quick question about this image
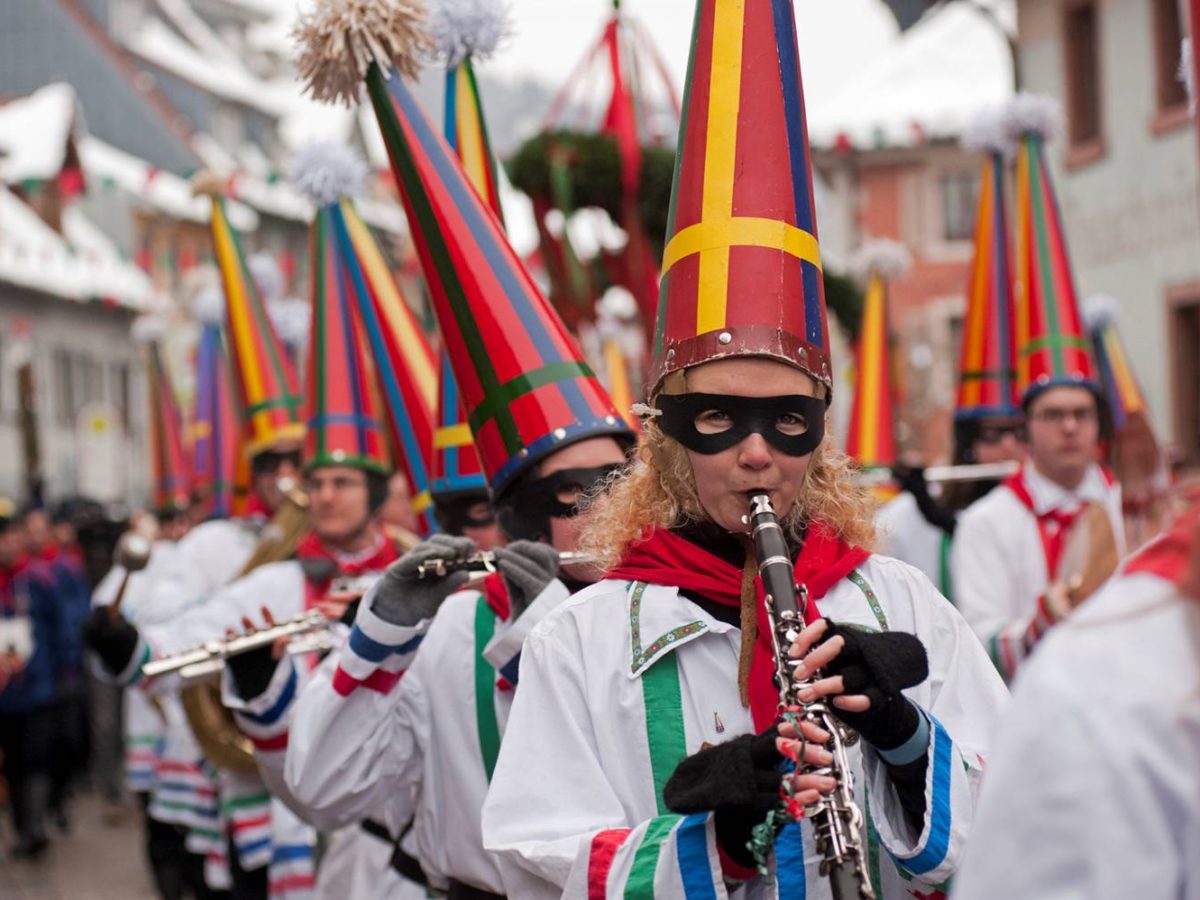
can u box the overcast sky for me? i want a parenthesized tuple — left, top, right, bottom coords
(480, 0, 899, 108)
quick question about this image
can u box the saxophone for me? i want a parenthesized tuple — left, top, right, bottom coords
(747, 493, 874, 900)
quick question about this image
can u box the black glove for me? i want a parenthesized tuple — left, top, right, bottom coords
(819, 620, 929, 752)
(225, 644, 281, 701)
(367, 534, 477, 627)
(492, 541, 560, 620)
(82, 607, 140, 676)
(663, 729, 783, 869)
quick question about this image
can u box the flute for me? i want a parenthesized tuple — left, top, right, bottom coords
(414, 550, 596, 579)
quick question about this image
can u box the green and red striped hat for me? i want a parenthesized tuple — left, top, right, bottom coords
(294, 2, 633, 501)
(1006, 95, 1099, 405)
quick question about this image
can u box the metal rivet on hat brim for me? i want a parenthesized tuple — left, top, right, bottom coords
(553, 428, 567, 440)
(718, 332, 732, 345)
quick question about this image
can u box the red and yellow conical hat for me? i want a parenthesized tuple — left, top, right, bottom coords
(956, 113, 1019, 422)
(144, 339, 191, 516)
(303, 202, 391, 475)
(654, 0, 830, 396)
(845, 244, 906, 473)
(294, 5, 633, 500)
(1007, 96, 1098, 403)
(1085, 296, 1149, 431)
(191, 292, 243, 520)
(202, 184, 304, 454)
(290, 144, 438, 525)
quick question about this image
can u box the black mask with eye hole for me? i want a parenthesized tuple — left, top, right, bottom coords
(655, 392, 826, 457)
(433, 490, 496, 537)
(497, 463, 624, 542)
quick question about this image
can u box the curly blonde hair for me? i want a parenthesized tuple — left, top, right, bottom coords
(579, 416, 879, 571)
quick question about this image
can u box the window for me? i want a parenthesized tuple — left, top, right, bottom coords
(1169, 293, 1200, 466)
(1151, 0, 1189, 123)
(939, 170, 979, 243)
(1064, 1, 1103, 157)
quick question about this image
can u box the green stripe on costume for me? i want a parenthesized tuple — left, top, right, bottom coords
(624, 814, 683, 900)
(220, 793, 271, 812)
(474, 596, 502, 781)
(641, 652, 687, 816)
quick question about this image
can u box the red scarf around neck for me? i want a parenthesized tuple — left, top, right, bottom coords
(295, 531, 402, 586)
(609, 522, 870, 729)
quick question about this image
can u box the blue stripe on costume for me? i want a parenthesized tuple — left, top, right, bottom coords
(348, 624, 423, 664)
(498, 652, 521, 687)
(892, 714, 953, 875)
(240, 665, 297, 726)
(674, 813, 717, 900)
(775, 821, 806, 899)
(271, 844, 313, 864)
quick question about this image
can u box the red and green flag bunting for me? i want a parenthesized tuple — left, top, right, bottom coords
(1013, 132, 1097, 402)
(846, 274, 898, 474)
(191, 323, 242, 520)
(304, 203, 391, 476)
(956, 149, 1018, 421)
(146, 344, 191, 515)
(208, 195, 304, 454)
(654, 0, 831, 398)
(365, 66, 631, 499)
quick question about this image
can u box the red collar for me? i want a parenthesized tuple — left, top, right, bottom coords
(295, 531, 402, 580)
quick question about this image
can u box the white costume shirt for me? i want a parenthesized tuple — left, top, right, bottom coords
(951, 463, 1123, 680)
(877, 493, 953, 599)
(953, 569, 1200, 899)
(481, 555, 1008, 899)
(283, 577, 570, 894)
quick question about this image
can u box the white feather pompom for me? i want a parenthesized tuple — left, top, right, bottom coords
(270, 298, 311, 350)
(961, 107, 1014, 158)
(248, 253, 285, 305)
(1002, 93, 1062, 142)
(131, 315, 169, 346)
(1180, 38, 1195, 114)
(290, 142, 368, 207)
(192, 287, 226, 326)
(429, 0, 512, 66)
(1082, 294, 1121, 333)
(851, 239, 912, 282)
(293, 0, 432, 107)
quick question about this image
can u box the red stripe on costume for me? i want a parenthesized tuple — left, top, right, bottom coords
(587, 828, 632, 900)
(270, 875, 317, 894)
(250, 732, 289, 753)
(233, 814, 271, 833)
(331, 665, 404, 698)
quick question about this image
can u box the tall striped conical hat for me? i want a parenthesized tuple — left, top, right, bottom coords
(191, 290, 243, 520)
(202, 185, 304, 454)
(654, 0, 830, 398)
(294, 3, 633, 501)
(291, 143, 439, 530)
(431, 350, 487, 500)
(1084, 295, 1150, 432)
(135, 322, 191, 516)
(956, 111, 1019, 422)
(1006, 95, 1098, 404)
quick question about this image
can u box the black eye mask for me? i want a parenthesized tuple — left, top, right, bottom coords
(655, 393, 826, 457)
(518, 464, 625, 520)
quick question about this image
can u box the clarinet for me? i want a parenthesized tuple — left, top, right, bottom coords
(747, 493, 874, 900)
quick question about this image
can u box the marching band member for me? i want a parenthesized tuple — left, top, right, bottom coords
(951, 96, 1124, 682)
(480, 1, 1007, 896)
(280, 12, 634, 895)
(877, 110, 1026, 600)
(953, 493, 1200, 898)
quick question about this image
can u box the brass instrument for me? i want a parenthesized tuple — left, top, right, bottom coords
(143, 609, 336, 682)
(747, 493, 873, 899)
(180, 479, 311, 774)
(107, 531, 153, 622)
(415, 550, 596, 579)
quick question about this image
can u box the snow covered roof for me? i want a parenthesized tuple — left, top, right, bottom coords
(0, 186, 154, 310)
(0, 83, 83, 183)
(807, 1, 1015, 149)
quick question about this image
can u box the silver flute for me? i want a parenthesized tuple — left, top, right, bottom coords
(747, 493, 874, 899)
(141, 609, 335, 682)
(414, 550, 596, 579)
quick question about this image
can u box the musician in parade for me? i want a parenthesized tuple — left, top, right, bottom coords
(950, 96, 1124, 683)
(953, 491, 1200, 899)
(265, 22, 635, 894)
(476, 2, 1006, 896)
